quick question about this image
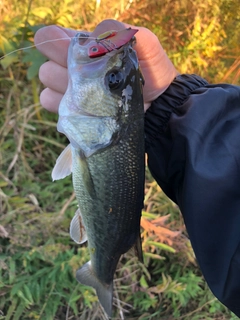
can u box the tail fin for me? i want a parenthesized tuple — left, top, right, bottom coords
(76, 261, 113, 317)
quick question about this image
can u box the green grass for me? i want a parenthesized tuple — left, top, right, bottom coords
(1, 0, 240, 319)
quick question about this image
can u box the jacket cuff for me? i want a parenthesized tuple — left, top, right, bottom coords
(145, 74, 208, 146)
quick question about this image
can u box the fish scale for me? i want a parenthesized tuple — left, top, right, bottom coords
(72, 118, 144, 285)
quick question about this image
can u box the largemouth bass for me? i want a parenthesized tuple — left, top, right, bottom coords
(52, 28, 145, 317)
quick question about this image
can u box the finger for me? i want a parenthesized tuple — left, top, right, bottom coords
(56, 26, 81, 38)
(123, 24, 158, 59)
(34, 26, 76, 67)
(40, 88, 63, 113)
(39, 61, 68, 94)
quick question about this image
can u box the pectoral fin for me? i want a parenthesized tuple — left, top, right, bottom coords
(52, 144, 72, 181)
(70, 208, 87, 244)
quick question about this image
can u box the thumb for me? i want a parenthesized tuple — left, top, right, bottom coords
(124, 24, 179, 103)
(92, 20, 178, 103)
(90, 19, 125, 37)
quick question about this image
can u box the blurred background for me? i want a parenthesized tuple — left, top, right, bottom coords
(0, 0, 239, 319)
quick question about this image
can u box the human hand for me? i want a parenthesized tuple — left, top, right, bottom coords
(34, 19, 178, 112)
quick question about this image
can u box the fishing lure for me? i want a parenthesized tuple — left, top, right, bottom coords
(87, 28, 138, 58)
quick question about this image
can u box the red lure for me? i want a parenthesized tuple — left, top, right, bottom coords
(88, 28, 138, 58)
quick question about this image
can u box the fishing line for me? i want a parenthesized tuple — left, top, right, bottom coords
(0, 28, 130, 61)
(0, 35, 97, 61)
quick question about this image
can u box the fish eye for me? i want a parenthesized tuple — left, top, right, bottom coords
(106, 70, 124, 90)
(91, 47, 98, 52)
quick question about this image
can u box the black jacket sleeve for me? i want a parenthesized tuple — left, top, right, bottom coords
(145, 74, 240, 317)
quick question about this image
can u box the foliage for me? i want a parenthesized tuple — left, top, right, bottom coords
(0, 0, 240, 319)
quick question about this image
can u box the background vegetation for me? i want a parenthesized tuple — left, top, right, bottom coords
(0, 0, 240, 319)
